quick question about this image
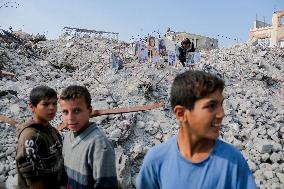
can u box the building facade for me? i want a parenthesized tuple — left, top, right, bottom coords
(165, 30, 218, 50)
(250, 11, 284, 48)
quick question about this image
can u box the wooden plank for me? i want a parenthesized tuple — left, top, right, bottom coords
(0, 102, 164, 131)
(0, 70, 16, 77)
(0, 115, 18, 126)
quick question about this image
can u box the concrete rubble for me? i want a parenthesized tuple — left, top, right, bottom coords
(0, 30, 283, 189)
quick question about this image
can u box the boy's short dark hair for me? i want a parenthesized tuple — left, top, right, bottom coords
(170, 70, 224, 110)
(60, 85, 91, 108)
(30, 86, 57, 106)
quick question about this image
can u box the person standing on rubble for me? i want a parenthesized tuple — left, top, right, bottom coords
(177, 38, 195, 67)
(136, 70, 257, 189)
(16, 86, 66, 189)
(59, 85, 118, 189)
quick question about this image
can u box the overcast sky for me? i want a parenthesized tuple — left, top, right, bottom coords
(1, 0, 283, 47)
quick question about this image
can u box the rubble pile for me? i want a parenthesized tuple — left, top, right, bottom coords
(0, 30, 283, 189)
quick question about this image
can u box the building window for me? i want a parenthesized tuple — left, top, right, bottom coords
(280, 38, 284, 48)
(280, 16, 284, 26)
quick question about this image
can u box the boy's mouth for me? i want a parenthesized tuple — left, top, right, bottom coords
(67, 123, 80, 131)
(212, 123, 221, 127)
(211, 122, 221, 133)
(48, 113, 55, 117)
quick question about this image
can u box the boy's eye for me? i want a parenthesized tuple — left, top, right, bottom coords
(74, 108, 81, 114)
(62, 110, 68, 115)
(205, 103, 217, 111)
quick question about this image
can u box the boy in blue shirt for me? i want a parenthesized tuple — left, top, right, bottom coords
(136, 70, 257, 189)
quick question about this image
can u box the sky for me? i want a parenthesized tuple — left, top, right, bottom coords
(0, 0, 283, 47)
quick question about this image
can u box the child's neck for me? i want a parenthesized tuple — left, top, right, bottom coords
(32, 116, 49, 127)
(73, 123, 90, 137)
(177, 125, 215, 163)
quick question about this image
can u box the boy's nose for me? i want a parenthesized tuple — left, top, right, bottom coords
(67, 112, 75, 121)
(216, 106, 225, 118)
(49, 104, 57, 110)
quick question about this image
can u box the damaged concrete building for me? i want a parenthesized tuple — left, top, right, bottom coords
(62, 26, 119, 41)
(165, 29, 218, 50)
(250, 11, 284, 48)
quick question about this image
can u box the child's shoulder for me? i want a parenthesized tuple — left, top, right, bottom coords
(87, 123, 106, 138)
(144, 135, 177, 162)
(216, 139, 240, 152)
(84, 123, 112, 145)
(214, 138, 246, 162)
(16, 118, 42, 139)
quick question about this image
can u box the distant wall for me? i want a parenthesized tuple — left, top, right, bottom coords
(165, 32, 218, 50)
(250, 11, 284, 47)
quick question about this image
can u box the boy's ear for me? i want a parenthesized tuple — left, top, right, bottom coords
(173, 105, 188, 122)
(88, 106, 93, 116)
(28, 102, 36, 113)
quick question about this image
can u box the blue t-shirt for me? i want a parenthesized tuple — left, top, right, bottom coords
(136, 136, 257, 189)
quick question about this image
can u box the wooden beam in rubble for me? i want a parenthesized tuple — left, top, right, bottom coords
(0, 102, 164, 131)
(0, 70, 16, 77)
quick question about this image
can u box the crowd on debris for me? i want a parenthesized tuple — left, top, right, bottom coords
(0, 29, 283, 189)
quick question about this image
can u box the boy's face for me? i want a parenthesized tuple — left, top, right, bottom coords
(180, 90, 225, 140)
(30, 97, 57, 125)
(59, 97, 92, 132)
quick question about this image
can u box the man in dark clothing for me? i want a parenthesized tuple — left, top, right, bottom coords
(178, 38, 195, 67)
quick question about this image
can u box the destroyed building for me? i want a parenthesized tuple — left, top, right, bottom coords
(250, 11, 284, 48)
(165, 29, 218, 50)
(62, 26, 119, 41)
